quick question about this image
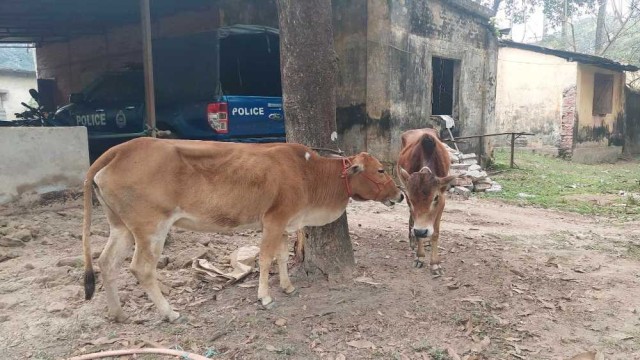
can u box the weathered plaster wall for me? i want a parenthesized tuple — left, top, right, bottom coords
(623, 87, 640, 156)
(0, 127, 89, 204)
(493, 47, 577, 149)
(0, 71, 37, 120)
(349, 0, 496, 164)
(333, 0, 368, 156)
(35, 0, 277, 107)
(572, 64, 625, 162)
(575, 64, 625, 145)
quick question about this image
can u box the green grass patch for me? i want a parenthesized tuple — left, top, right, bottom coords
(627, 243, 640, 260)
(482, 149, 640, 220)
(411, 341, 452, 360)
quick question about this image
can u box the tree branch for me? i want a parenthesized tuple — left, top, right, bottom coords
(599, 6, 638, 55)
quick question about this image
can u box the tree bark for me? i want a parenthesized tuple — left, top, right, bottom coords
(277, 0, 355, 281)
(562, 0, 570, 50)
(492, 0, 502, 13)
(595, 0, 607, 54)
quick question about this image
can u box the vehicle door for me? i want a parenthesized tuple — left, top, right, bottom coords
(70, 72, 145, 138)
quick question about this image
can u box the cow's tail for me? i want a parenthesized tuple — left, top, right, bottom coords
(82, 150, 117, 300)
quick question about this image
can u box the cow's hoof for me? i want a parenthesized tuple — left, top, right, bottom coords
(430, 264, 443, 276)
(259, 296, 275, 310)
(169, 313, 189, 324)
(283, 286, 298, 296)
(164, 311, 185, 323)
(413, 258, 425, 268)
(109, 312, 129, 323)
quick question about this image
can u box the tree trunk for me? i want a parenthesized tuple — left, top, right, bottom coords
(595, 0, 607, 54)
(562, 0, 570, 50)
(277, 0, 355, 281)
(492, 0, 502, 13)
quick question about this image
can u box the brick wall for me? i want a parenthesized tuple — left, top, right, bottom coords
(560, 85, 577, 158)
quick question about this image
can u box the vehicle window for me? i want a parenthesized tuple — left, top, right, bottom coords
(219, 33, 282, 97)
(86, 73, 144, 103)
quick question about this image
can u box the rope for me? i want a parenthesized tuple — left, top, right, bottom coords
(67, 348, 211, 360)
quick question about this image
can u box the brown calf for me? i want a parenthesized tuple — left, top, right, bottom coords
(396, 129, 456, 275)
(82, 138, 403, 322)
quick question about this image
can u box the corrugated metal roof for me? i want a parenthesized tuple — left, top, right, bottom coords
(499, 39, 639, 72)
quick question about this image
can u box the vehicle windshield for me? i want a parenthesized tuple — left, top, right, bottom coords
(85, 72, 144, 103)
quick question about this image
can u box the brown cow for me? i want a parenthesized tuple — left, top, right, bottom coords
(82, 138, 403, 322)
(396, 129, 456, 275)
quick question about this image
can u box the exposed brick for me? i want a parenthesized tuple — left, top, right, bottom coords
(560, 85, 577, 158)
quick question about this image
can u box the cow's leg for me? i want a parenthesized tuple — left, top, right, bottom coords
(408, 214, 417, 250)
(429, 212, 444, 276)
(278, 233, 296, 295)
(258, 220, 286, 308)
(414, 237, 427, 268)
(98, 225, 134, 323)
(409, 209, 426, 267)
(129, 222, 181, 322)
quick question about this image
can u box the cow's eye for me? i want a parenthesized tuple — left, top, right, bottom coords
(433, 195, 440, 204)
(378, 169, 384, 174)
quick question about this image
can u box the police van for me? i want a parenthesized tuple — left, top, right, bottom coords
(51, 25, 285, 159)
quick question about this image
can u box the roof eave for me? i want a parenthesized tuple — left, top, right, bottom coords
(448, 0, 495, 20)
(499, 39, 639, 72)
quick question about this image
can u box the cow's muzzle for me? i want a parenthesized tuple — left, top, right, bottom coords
(413, 227, 433, 238)
(382, 192, 404, 207)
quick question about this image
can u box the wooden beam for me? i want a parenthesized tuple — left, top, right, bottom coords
(448, 132, 534, 140)
(139, 0, 156, 137)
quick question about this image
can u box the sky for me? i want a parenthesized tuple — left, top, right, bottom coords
(492, 0, 634, 43)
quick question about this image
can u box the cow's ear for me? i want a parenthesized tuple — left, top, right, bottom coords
(438, 175, 457, 191)
(399, 168, 410, 183)
(348, 164, 364, 175)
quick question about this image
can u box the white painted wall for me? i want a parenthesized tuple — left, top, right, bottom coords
(0, 71, 37, 120)
(0, 127, 89, 204)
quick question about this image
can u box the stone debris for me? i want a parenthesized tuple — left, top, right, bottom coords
(452, 186, 471, 199)
(46, 301, 67, 313)
(445, 144, 501, 194)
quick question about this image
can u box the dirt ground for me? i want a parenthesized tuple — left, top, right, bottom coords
(1, 194, 640, 360)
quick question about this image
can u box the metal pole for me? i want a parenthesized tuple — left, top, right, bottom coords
(510, 133, 515, 168)
(140, 0, 156, 137)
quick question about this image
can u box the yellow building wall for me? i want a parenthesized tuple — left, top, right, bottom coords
(575, 64, 625, 144)
(494, 47, 577, 149)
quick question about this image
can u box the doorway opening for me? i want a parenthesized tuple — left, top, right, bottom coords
(431, 57, 460, 116)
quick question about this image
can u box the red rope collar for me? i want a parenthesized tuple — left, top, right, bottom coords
(341, 158, 353, 197)
(340, 158, 394, 199)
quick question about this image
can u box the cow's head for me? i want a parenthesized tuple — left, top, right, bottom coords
(345, 153, 404, 206)
(399, 167, 456, 238)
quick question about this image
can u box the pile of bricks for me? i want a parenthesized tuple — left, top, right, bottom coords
(445, 145, 501, 199)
